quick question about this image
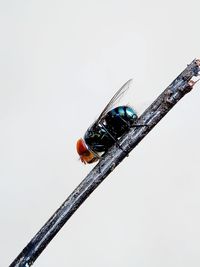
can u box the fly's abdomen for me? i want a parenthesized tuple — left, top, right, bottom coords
(84, 106, 138, 153)
(105, 106, 138, 137)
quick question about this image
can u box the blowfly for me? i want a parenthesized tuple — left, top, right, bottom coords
(76, 79, 139, 164)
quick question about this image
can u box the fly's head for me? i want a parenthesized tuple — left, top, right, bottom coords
(76, 138, 98, 164)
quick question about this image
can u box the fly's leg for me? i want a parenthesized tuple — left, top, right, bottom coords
(132, 124, 148, 127)
(100, 124, 118, 144)
(100, 124, 128, 155)
(118, 115, 148, 128)
(98, 161, 101, 173)
(118, 115, 132, 127)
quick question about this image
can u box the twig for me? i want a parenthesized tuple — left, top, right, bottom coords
(9, 59, 200, 267)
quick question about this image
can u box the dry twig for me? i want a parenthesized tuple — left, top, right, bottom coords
(9, 59, 200, 267)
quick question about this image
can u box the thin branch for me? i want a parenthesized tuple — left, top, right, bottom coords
(9, 59, 200, 267)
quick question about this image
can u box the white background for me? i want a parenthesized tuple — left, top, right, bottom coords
(0, 1, 200, 266)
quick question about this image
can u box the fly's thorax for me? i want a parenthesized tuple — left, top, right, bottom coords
(84, 121, 115, 153)
(84, 123, 102, 142)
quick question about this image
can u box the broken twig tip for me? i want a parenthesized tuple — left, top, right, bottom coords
(195, 58, 200, 66)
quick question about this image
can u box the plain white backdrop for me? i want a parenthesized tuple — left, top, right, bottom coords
(0, 1, 200, 266)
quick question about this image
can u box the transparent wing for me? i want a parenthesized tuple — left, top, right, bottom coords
(96, 79, 133, 123)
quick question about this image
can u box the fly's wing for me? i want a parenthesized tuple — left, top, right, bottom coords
(95, 79, 133, 123)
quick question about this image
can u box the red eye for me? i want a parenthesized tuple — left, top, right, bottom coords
(76, 138, 98, 164)
(76, 138, 88, 156)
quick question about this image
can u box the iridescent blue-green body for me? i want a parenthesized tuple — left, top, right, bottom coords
(84, 105, 138, 153)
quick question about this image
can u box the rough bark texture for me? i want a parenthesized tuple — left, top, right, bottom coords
(9, 59, 200, 267)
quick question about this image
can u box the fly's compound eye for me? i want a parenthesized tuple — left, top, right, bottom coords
(76, 138, 88, 156)
(76, 138, 98, 164)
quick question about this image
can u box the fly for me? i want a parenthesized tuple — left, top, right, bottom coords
(76, 79, 139, 164)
